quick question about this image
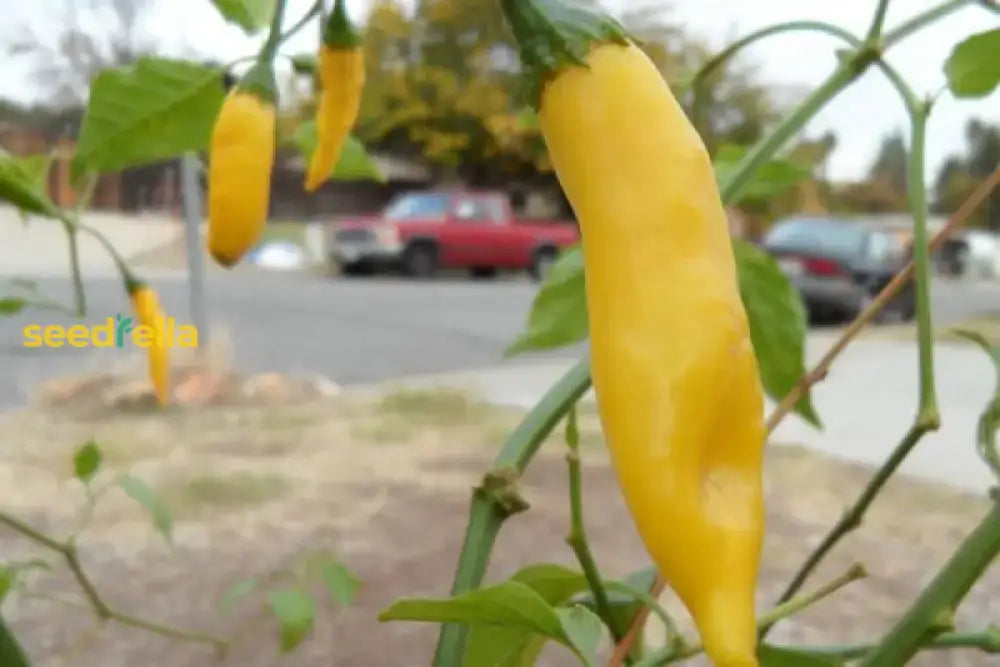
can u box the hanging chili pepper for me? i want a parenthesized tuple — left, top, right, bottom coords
(125, 275, 170, 406)
(500, 1, 767, 665)
(304, 0, 365, 192)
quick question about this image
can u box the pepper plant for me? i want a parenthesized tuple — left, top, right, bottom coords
(0, 0, 999, 665)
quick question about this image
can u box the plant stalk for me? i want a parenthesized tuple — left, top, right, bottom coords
(861, 501, 1000, 665)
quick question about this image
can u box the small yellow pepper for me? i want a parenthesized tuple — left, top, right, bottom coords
(207, 55, 278, 267)
(305, 0, 365, 192)
(501, 1, 767, 664)
(128, 281, 170, 406)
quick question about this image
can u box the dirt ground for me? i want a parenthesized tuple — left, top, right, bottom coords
(2, 386, 999, 667)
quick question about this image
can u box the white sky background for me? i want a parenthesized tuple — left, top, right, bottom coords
(0, 0, 998, 183)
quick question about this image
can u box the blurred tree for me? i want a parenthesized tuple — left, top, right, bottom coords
(351, 0, 785, 184)
(5, 0, 160, 112)
(933, 118, 1000, 229)
(867, 130, 908, 195)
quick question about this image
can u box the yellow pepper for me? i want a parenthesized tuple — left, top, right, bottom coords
(305, 0, 365, 192)
(207, 56, 277, 267)
(128, 282, 170, 406)
(501, 1, 767, 664)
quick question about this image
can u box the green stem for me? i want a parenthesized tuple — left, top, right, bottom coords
(653, 565, 865, 665)
(262, 0, 289, 59)
(563, 405, 624, 647)
(64, 223, 86, 317)
(788, 627, 1000, 661)
(884, 0, 972, 48)
(865, 0, 894, 42)
(280, 0, 322, 45)
(861, 501, 1000, 665)
(763, 422, 934, 633)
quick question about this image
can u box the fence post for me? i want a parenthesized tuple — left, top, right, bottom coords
(180, 153, 209, 349)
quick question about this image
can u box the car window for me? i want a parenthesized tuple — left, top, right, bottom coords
(384, 193, 451, 220)
(764, 219, 867, 261)
(453, 198, 492, 223)
(863, 231, 906, 262)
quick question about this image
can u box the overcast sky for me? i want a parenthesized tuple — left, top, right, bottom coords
(1, 0, 998, 183)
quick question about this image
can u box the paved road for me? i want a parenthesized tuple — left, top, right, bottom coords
(1, 271, 997, 410)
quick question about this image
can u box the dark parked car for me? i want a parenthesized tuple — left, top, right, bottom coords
(761, 216, 916, 323)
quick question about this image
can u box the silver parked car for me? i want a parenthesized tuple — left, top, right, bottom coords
(761, 216, 917, 323)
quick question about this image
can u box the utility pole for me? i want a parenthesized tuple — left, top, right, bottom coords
(180, 153, 209, 348)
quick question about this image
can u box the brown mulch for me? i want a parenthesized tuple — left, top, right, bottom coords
(1, 389, 998, 667)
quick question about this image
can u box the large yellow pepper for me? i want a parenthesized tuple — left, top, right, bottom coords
(207, 57, 277, 267)
(305, 0, 365, 192)
(128, 281, 170, 406)
(501, 1, 767, 664)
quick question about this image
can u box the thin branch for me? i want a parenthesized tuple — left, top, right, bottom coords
(788, 627, 1000, 661)
(563, 406, 625, 646)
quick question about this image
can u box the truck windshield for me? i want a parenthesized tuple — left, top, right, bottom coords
(384, 193, 451, 220)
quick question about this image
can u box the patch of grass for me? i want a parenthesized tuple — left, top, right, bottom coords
(375, 387, 493, 427)
(351, 416, 417, 444)
(164, 471, 292, 515)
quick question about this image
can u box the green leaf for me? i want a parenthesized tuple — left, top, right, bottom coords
(758, 644, 843, 666)
(0, 149, 60, 218)
(320, 561, 360, 607)
(291, 120, 385, 183)
(72, 57, 226, 177)
(117, 474, 173, 544)
(463, 565, 590, 667)
(290, 53, 317, 76)
(555, 605, 604, 667)
(267, 589, 316, 653)
(0, 568, 14, 604)
(72, 440, 102, 485)
(953, 329, 1000, 479)
(211, 0, 277, 34)
(714, 144, 810, 203)
(577, 566, 657, 661)
(734, 238, 821, 428)
(0, 297, 27, 316)
(0, 614, 30, 667)
(218, 578, 258, 615)
(505, 245, 587, 356)
(944, 28, 1000, 98)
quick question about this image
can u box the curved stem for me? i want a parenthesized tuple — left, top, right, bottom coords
(865, 0, 894, 43)
(884, 0, 973, 48)
(280, 0, 322, 46)
(789, 628, 1000, 661)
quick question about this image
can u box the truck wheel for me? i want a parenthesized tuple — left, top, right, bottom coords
(530, 248, 557, 282)
(470, 266, 498, 280)
(403, 243, 438, 278)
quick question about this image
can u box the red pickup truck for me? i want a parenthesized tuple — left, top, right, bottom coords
(327, 190, 580, 280)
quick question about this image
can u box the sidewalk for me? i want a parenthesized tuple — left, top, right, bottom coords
(1, 206, 183, 279)
(363, 335, 999, 496)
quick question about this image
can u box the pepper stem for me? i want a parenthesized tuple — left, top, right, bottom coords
(324, 0, 362, 48)
(498, 0, 629, 108)
(236, 0, 287, 103)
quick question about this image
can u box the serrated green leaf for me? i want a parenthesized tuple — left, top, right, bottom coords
(714, 144, 810, 203)
(758, 644, 843, 666)
(291, 120, 385, 183)
(505, 245, 587, 356)
(734, 238, 821, 428)
(73, 440, 102, 484)
(218, 578, 258, 615)
(267, 589, 316, 653)
(211, 0, 277, 34)
(117, 474, 173, 544)
(463, 565, 590, 667)
(320, 561, 359, 607)
(555, 605, 603, 667)
(72, 57, 226, 177)
(0, 149, 60, 218)
(944, 28, 1000, 98)
(0, 297, 28, 316)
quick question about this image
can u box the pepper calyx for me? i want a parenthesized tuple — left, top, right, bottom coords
(323, 0, 362, 48)
(499, 0, 630, 109)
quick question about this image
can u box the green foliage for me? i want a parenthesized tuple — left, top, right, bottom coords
(380, 578, 604, 666)
(758, 645, 843, 666)
(953, 329, 1000, 482)
(116, 474, 174, 545)
(267, 589, 316, 652)
(944, 28, 1000, 98)
(72, 58, 227, 177)
(291, 120, 386, 183)
(0, 149, 60, 219)
(714, 144, 811, 203)
(319, 561, 360, 607)
(72, 440, 102, 485)
(211, 0, 278, 34)
(504, 246, 586, 356)
(0, 297, 28, 316)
